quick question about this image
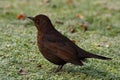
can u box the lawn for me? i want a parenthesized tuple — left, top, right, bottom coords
(0, 0, 120, 80)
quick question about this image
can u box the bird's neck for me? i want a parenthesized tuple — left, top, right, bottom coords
(37, 24, 55, 34)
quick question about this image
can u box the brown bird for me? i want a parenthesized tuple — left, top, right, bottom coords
(27, 14, 111, 72)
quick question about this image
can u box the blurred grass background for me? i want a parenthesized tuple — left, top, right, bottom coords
(0, 0, 120, 80)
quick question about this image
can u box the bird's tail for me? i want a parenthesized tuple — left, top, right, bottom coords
(86, 52, 112, 60)
(78, 49, 112, 60)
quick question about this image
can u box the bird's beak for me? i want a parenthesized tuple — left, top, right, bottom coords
(27, 16, 34, 21)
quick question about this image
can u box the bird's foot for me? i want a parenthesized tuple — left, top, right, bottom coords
(54, 65, 63, 73)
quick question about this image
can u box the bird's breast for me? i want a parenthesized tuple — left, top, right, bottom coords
(37, 34, 44, 49)
(37, 34, 66, 65)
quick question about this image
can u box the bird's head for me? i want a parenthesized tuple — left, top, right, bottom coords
(27, 14, 54, 33)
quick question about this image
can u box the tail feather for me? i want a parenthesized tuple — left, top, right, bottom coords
(77, 47, 112, 60)
(78, 50, 112, 60)
(85, 52, 112, 60)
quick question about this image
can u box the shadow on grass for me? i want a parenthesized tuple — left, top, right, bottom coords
(54, 64, 119, 80)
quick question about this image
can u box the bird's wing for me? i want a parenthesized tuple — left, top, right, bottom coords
(43, 33, 83, 65)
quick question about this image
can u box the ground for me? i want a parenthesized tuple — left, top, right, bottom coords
(0, 0, 120, 80)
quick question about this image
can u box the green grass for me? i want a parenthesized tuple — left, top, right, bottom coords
(0, 0, 120, 80)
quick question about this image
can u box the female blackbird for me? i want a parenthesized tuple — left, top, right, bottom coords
(27, 14, 111, 72)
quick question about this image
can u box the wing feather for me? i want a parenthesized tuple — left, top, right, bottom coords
(43, 33, 83, 65)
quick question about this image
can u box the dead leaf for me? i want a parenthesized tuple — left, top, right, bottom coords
(68, 25, 76, 33)
(71, 39, 76, 43)
(76, 13, 84, 19)
(43, 0, 51, 4)
(66, 0, 73, 5)
(106, 26, 111, 30)
(80, 23, 89, 32)
(55, 20, 64, 25)
(19, 69, 27, 75)
(16, 13, 26, 20)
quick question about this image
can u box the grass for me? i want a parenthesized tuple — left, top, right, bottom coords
(0, 0, 120, 80)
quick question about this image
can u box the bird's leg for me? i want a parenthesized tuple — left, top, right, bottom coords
(54, 65, 63, 72)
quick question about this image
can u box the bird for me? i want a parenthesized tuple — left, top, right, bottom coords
(27, 14, 111, 72)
